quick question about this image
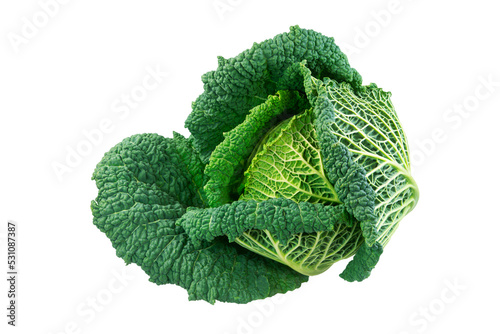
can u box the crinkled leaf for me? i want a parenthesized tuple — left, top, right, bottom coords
(204, 90, 309, 207)
(91, 133, 307, 304)
(179, 198, 363, 276)
(239, 107, 341, 206)
(179, 198, 354, 245)
(186, 25, 362, 161)
(301, 70, 379, 246)
(323, 79, 419, 246)
(339, 242, 383, 282)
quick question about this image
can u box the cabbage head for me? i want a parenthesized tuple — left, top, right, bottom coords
(91, 26, 419, 304)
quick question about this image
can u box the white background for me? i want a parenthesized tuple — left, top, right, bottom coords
(1, 0, 499, 333)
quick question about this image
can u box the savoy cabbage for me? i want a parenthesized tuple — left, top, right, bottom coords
(91, 26, 418, 304)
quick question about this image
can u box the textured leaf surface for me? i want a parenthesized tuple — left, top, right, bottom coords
(91, 133, 307, 304)
(186, 25, 362, 161)
(240, 108, 341, 205)
(339, 242, 383, 282)
(228, 65, 379, 278)
(298, 67, 379, 247)
(179, 198, 363, 276)
(204, 90, 309, 207)
(323, 80, 419, 246)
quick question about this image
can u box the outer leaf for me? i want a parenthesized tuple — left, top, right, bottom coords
(323, 80, 419, 246)
(178, 198, 363, 276)
(91, 133, 307, 304)
(299, 65, 379, 246)
(186, 25, 362, 161)
(339, 242, 383, 282)
(179, 198, 354, 245)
